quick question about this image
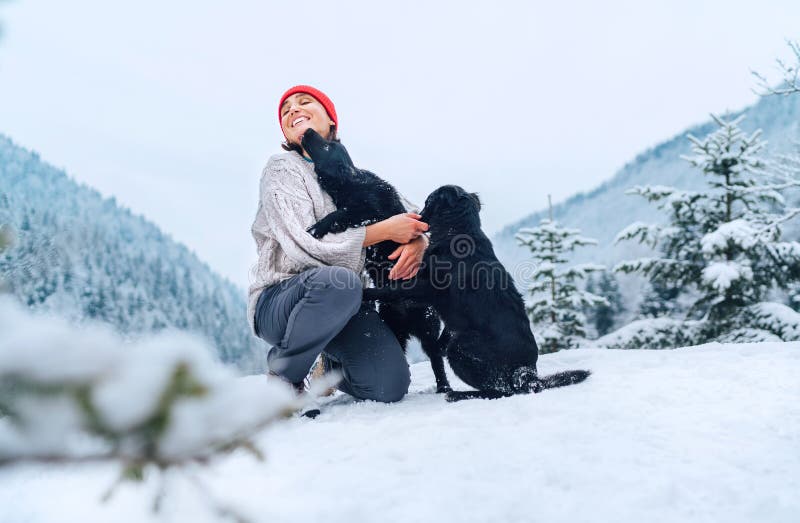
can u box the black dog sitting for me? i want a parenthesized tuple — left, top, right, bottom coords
(299, 128, 451, 393)
(363, 185, 590, 402)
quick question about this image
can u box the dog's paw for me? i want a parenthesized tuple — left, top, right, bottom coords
(445, 391, 467, 402)
(436, 384, 453, 394)
(306, 224, 326, 239)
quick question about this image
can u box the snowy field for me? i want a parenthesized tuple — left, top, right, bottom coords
(1, 342, 798, 523)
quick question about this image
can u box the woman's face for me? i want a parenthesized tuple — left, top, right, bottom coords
(280, 93, 335, 146)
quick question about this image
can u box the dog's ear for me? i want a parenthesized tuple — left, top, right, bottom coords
(469, 192, 482, 211)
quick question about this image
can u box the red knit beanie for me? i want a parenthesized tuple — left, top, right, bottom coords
(278, 85, 338, 139)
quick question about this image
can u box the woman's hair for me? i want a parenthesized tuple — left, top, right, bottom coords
(281, 125, 339, 153)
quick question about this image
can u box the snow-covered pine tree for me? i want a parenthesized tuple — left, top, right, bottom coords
(615, 114, 800, 342)
(587, 271, 625, 336)
(637, 280, 682, 319)
(769, 143, 800, 311)
(0, 225, 10, 254)
(516, 218, 606, 353)
(0, 224, 11, 294)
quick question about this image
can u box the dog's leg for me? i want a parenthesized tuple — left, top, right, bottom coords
(411, 308, 451, 393)
(362, 279, 436, 303)
(428, 349, 451, 393)
(307, 208, 354, 238)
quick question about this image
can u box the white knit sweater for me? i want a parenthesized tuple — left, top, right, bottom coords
(246, 151, 418, 336)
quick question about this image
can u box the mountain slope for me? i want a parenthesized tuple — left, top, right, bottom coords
(493, 93, 800, 275)
(0, 135, 263, 372)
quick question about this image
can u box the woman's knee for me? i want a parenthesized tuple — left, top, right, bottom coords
(374, 365, 410, 403)
(345, 350, 410, 403)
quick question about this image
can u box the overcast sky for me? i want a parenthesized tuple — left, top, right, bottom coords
(1, 0, 798, 289)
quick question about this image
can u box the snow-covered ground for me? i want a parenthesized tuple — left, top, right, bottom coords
(1, 342, 798, 523)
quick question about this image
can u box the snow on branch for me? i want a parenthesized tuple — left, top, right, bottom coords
(701, 219, 758, 253)
(769, 144, 800, 179)
(0, 297, 304, 518)
(613, 221, 680, 247)
(613, 257, 685, 275)
(745, 302, 800, 341)
(592, 318, 704, 350)
(758, 207, 800, 236)
(702, 261, 753, 293)
(625, 185, 683, 202)
(752, 39, 800, 96)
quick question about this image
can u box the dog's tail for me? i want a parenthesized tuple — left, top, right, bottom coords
(444, 369, 591, 402)
(534, 369, 591, 391)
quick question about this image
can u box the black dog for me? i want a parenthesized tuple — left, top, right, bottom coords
(363, 185, 590, 402)
(299, 128, 451, 393)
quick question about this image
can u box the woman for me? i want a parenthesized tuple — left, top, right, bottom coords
(247, 85, 429, 402)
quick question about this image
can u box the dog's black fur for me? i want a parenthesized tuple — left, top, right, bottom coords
(299, 129, 451, 393)
(363, 185, 590, 402)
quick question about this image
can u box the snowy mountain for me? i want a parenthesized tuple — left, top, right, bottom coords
(1, 342, 797, 522)
(492, 93, 800, 283)
(0, 135, 263, 372)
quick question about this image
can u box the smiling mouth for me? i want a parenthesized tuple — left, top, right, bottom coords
(292, 116, 309, 127)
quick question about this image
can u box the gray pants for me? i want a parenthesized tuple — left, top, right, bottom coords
(254, 266, 410, 403)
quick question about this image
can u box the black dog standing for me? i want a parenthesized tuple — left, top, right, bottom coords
(300, 128, 451, 393)
(364, 185, 591, 402)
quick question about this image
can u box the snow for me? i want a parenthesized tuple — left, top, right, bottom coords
(701, 219, 759, 253)
(0, 299, 120, 384)
(1, 342, 798, 523)
(702, 261, 753, 292)
(747, 302, 800, 340)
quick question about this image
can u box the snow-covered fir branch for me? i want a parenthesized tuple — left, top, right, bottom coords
(0, 297, 304, 518)
(752, 39, 800, 96)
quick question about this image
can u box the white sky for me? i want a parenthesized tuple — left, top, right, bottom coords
(1, 0, 798, 289)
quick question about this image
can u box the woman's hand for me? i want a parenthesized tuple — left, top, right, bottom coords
(364, 213, 429, 247)
(388, 234, 429, 280)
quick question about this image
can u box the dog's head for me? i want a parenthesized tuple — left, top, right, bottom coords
(300, 128, 356, 178)
(420, 185, 482, 231)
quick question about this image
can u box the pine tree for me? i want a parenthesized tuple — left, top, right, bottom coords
(590, 271, 625, 336)
(517, 218, 606, 353)
(615, 114, 800, 341)
(637, 279, 681, 319)
(0, 224, 13, 294)
(771, 144, 800, 310)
